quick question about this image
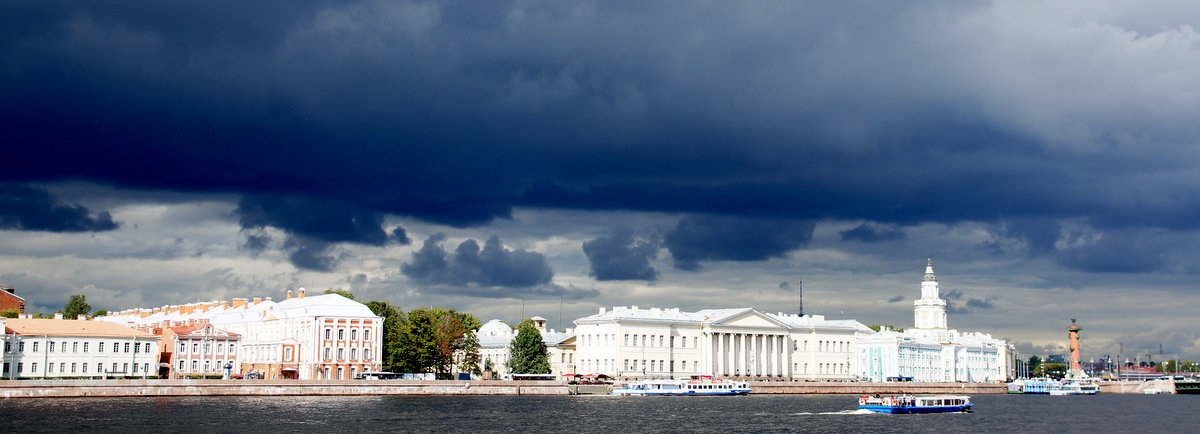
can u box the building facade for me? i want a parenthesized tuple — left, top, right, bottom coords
(1, 317, 160, 379)
(573, 306, 872, 380)
(475, 317, 576, 380)
(856, 260, 1011, 382)
(98, 288, 382, 380)
(0, 286, 25, 314)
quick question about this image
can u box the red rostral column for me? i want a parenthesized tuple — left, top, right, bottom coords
(1068, 319, 1082, 373)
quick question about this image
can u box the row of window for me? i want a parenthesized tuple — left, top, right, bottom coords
(323, 327, 371, 342)
(5, 340, 152, 354)
(322, 347, 371, 362)
(617, 334, 701, 349)
(2, 361, 152, 375)
(177, 358, 233, 373)
(177, 341, 236, 356)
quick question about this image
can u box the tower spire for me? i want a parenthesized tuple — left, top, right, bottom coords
(914, 258, 948, 330)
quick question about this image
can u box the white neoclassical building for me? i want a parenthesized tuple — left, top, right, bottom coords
(857, 259, 1011, 383)
(573, 306, 872, 381)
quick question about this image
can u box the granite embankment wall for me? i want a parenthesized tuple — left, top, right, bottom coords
(750, 381, 1007, 394)
(0, 379, 568, 398)
(1099, 379, 1175, 394)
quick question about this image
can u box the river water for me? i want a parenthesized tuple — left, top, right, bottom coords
(2, 393, 1195, 432)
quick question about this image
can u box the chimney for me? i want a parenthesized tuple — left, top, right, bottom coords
(253, 297, 262, 304)
(299, 288, 306, 298)
(54, 312, 63, 320)
(598, 307, 606, 315)
(220, 301, 229, 309)
(232, 298, 248, 309)
(287, 290, 293, 299)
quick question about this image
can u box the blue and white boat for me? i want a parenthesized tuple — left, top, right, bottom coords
(858, 394, 973, 414)
(611, 378, 751, 396)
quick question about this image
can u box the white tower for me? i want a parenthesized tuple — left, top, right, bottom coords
(913, 258, 948, 330)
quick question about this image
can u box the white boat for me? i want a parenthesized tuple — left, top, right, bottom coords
(1049, 377, 1100, 395)
(858, 394, 973, 414)
(611, 378, 751, 396)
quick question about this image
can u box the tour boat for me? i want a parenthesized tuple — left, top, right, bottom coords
(1049, 377, 1100, 395)
(611, 378, 751, 396)
(857, 395, 973, 414)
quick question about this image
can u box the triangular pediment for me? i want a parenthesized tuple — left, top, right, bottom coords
(710, 309, 790, 329)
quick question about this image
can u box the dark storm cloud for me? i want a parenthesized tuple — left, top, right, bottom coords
(5, 1, 1200, 274)
(401, 234, 557, 289)
(582, 227, 659, 281)
(886, 295, 906, 303)
(966, 297, 995, 309)
(664, 215, 815, 271)
(840, 223, 906, 243)
(235, 195, 408, 270)
(0, 184, 118, 232)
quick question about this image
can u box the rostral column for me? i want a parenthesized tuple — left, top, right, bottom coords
(1068, 319, 1082, 373)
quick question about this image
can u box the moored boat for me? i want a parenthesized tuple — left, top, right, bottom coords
(1049, 377, 1100, 395)
(611, 377, 751, 396)
(858, 394, 973, 414)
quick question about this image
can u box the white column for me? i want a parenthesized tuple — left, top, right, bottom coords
(750, 334, 757, 377)
(717, 333, 724, 377)
(740, 334, 747, 376)
(775, 335, 782, 377)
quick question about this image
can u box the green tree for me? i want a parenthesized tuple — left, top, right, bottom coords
(396, 308, 442, 374)
(366, 300, 404, 372)
(324, 289, 356, 300)
(508, 320, 549, 374)
(62, 294, 90, 319)
(0, 309, 19, 318)
(1027, 356, 1042, 372)
(867, 324, 902, 332)
(1035, 362, 1068, 378)
(92, 309, 108, 317)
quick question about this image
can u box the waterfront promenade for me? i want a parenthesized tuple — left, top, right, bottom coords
(1, 379, 1009, 398)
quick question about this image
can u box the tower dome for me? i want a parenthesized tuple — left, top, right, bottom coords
(913, 258, 948, 330)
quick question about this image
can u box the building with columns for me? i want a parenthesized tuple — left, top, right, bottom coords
(573, 306, 871, 381)
(856, 259, 1011, 382)
(98, 289, 382, 380)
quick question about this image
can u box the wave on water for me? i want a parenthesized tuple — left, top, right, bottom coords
(792, 409, 876, 415)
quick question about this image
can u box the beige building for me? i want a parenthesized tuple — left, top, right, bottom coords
(1, 317, 159, 379)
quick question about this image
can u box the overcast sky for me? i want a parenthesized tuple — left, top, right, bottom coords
(3, 1, 1199, 363)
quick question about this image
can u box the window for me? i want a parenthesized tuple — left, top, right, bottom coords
(112, 362, 117, 373)
(32, 342, 39, 352)
(324, 347, 331, 360)
(229, 343, 235, 354)
(192, 360, 198, 371)
(363, 349, 371, 361)
(72, 342, 78, 352)
(82, 342, 88, 352)
(204, 360, 210, 372)
(284, 347, 293, 361)
(146, 343, 152, 353)
(337, 348, 345, 360)
(124, 343, 130, 353)
(364, 329, 371, 341)
(351, 329, 357, 340)
(325, 328, 331, 340)
(338, 329, 345, 340)
(49, 363, 54, 373)
(682, 361, 687, 371)
(49, 341, 55, 352)
(179, 360, 185, 372)
(31, 362, 37, 373)
(123, 363, 128, 373)
(82, 363, 87, 373)
(99, 342, 104, 352)
(193, 343, 199, 353)
(680, 337, 685, 348)
(217, 343, 223, 354)
(624, 334, 629, 346)
(19, 341, 25, 352)
(134, 343, 140, 353)
(70, 363, 76, 373)
(350, 348, 357, 361)
(144, 363, 150, 374)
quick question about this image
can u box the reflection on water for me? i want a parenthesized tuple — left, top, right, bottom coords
(1, 393, 1194, 433)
